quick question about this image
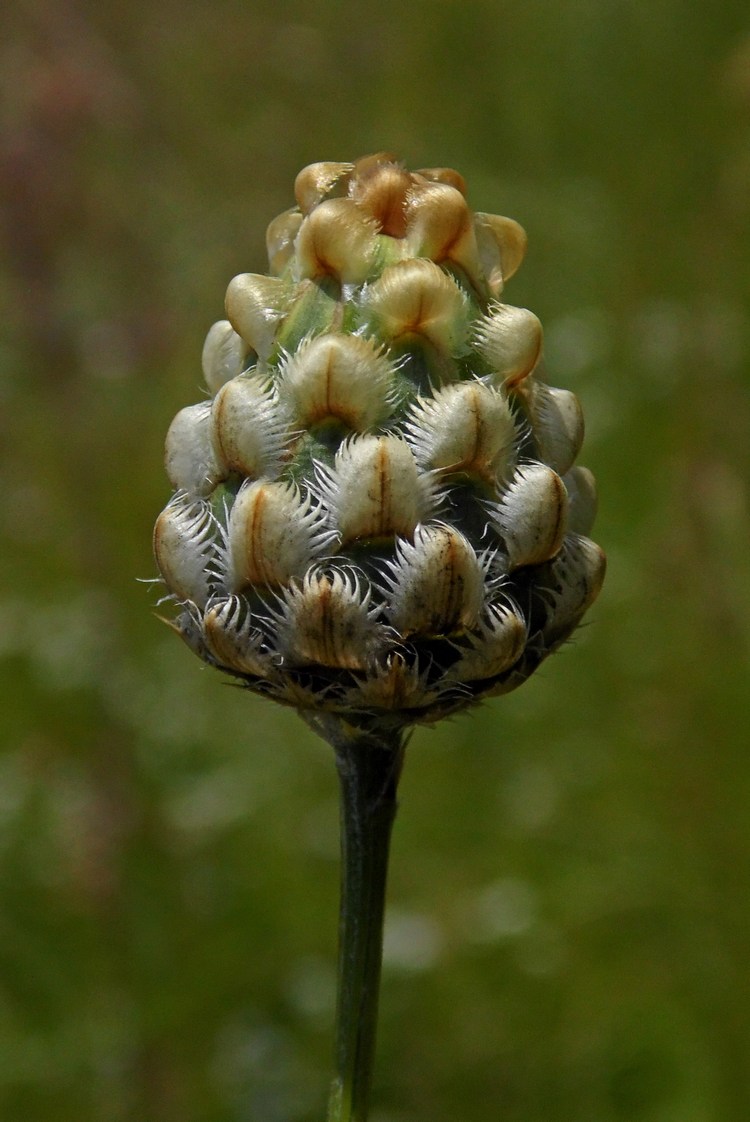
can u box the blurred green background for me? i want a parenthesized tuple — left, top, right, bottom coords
(1, 1, 749, 1119)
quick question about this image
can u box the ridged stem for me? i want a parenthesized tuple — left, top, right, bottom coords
(302, 713, 405, 1122)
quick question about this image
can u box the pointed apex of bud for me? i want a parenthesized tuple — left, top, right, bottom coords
(350, 159, 412, 238)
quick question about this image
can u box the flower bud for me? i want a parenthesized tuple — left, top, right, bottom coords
(490, 464, 568, 569)
(276, 569, 384, 670)
(345, 651, 441, 713)
(564, 466, 598, 536)
(295, 198, 378, 284)
(539, 534, 607, 646)
(405, 382, 516, 483)
(225, 273, 289, 362)
(153, 496, 217, 608)
(211, 372, 289, 479)
(404, 181, 475, 268)
(294, 161, 353, 213)
(475, 304, 543, 387)
(202, 595, 274, 678)
(164, 403, 224, 496)
(473, 213, 528, 296)
(350, 160, 412, 237)
(266, 208, 304, 276)
(384, 524, 484, 638)
(317, 435, 430, 544)
(227, 480, 333, 589)
(415, 167, 467, 195)
(153, 154, 604, 727)
(364, 258, 468, 355)
(277, 333, 395, 431)
(515, 377, 584, 475)
(202, 320, 252, 395)
(448, 603, 527, 682)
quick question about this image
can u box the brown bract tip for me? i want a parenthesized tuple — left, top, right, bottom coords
(414, 167, 467, 195)
(350, 160, 412, 238)
(294, 161, 354, 214)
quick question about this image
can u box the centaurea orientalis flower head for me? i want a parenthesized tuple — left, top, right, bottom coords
(152, 154, 606, 1122)
(154, 154, 605, 736)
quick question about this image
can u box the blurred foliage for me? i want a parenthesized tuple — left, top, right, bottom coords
(1, 0, 749, 1119)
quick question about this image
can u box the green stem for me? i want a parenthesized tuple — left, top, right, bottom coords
(305, 715, 405, 1122)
